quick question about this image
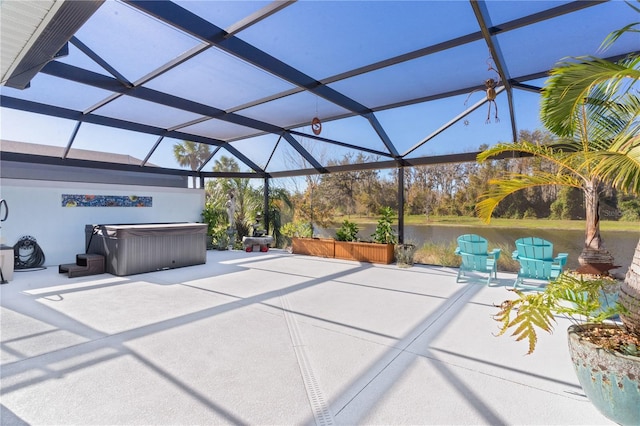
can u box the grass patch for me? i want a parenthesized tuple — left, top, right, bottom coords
(414, 241, 460, 267)
(406, 215, 640, 232)
(494, 242, 520, 272)
(414, 240, 520, 272)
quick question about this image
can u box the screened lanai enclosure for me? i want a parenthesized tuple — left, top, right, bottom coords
(1, 0, 638, 241)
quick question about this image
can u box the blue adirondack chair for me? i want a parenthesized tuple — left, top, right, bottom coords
(454, 234, 501, 285)
(512, 237, 569, 289)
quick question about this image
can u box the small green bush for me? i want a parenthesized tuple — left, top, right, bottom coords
(201, 204, 226, 236)
(371, 207, 397, 244)
(336, 220, 359, 241)
(211, 226, 230, 250)
(282, 220, 313, 238)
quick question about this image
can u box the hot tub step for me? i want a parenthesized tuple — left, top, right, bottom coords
(59, 254, 105, 278)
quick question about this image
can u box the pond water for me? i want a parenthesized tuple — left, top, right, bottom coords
(317, 223, 640, 274)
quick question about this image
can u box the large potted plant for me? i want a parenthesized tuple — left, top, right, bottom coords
(495, 270, 639, 424)
(482, 8, 640, 424)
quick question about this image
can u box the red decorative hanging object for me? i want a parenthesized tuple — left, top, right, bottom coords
(311, 117, 322, 135)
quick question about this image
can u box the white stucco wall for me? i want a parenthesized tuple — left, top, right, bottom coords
(0, 178, 205, 266)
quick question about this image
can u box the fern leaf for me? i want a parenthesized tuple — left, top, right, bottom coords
(529, 309, 556, 333)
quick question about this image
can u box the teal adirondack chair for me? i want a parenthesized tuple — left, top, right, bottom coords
(454, 234, 501, 285)
(512, 237, 568, 289)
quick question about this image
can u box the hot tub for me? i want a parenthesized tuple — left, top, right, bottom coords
(85, 223, 207, 276)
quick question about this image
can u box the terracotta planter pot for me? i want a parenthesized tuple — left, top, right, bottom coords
(334, 241, 394, 264)
(291, 237, 335, 258)
(567, 323, 640, 425)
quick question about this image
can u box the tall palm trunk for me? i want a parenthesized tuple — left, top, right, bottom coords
(583, 181, 603, 251)
(577, 180, 614, 273)
(620, 239, 640, 337)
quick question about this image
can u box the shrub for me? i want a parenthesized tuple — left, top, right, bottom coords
(201, 204, 226, 235)
(371, 207, 397, 244)
(335, 220, 359, 241)
(281, 220, 313, 238)
(211, 226, 230, 250)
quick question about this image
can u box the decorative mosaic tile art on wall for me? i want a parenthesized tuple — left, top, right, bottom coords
(62, 194, 152, 207)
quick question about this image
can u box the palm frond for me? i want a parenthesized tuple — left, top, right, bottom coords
(541, 56, 640, 137)
(599, 0, 640, 51)
(476, 172, 583, 223)
(478, 140, 588, 175)
(601, 23, 640, 51)
(580, 96, 630, 148)
(585, 148, 640, 195)
(478, 141, 566, 162)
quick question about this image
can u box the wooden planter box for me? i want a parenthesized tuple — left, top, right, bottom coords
(292, 237, 335, 258)
(334, 241, 395, 264)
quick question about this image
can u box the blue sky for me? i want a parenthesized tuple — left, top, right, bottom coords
(1, 0, 636, 179)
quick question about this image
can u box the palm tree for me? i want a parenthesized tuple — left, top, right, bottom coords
(173, 141, 212, 188)
(478, 8, 640, 333)
(477, 59, 639, 270)
(265, 186, 293, 247)
(212, 156, 240, 173)
(207, 156, 262, 239)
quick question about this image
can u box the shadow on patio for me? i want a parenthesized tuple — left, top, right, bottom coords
(1, 249, 611, 425)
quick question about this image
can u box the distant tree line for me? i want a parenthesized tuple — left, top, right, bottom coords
(292, 130, 639, 224)
(174, 130, 639, 246)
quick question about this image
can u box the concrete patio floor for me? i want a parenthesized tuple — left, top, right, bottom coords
(1, 249, 613, 425)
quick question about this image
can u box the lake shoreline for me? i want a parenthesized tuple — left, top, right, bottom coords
(317, 220, 639, 275)
(331, 215, 640, 232)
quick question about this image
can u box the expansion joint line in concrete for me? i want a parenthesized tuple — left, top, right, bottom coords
(280, 293, 335, 426)
(333, 282, 480, 417)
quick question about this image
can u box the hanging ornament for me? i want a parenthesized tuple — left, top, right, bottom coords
(311, 117, 322, 135)
(463, 56, 501, 124)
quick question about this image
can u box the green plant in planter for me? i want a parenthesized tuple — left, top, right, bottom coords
(282, 220, 313, 239)
(371, 207, 397, 244)
(494, 271, 640, 425)
(335, 220, 359, 242)
(494, 273, 623, 354)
